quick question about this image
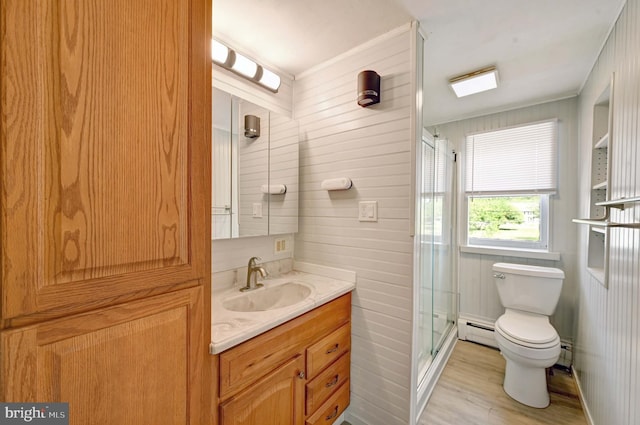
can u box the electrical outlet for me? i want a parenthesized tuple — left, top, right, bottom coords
(274, 237, 289, 253)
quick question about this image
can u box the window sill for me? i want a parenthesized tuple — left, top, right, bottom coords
(460, 245, 561, 261)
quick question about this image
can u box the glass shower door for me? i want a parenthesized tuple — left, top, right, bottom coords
(432, 139, 456, 356)
(416, 135, 457, 383)
(417, 136, 435, 377)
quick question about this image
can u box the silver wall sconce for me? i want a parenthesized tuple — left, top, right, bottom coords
(211, 39, 281, 93)
(244, 115, 260, 138)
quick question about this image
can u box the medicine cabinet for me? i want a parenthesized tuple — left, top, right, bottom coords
(212, 88, 299, 240)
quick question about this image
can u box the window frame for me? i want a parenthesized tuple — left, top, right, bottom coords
(466, 193, 550, 251)
(463, 119, 557, 252)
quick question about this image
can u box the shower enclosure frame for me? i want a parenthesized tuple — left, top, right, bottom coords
(410, 129, 459, 423)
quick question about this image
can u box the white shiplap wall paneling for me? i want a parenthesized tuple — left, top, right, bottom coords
(237, 102, 269, 237)
(269, 112, 299, 235)
(575, 1, 640, 424)
(294, 26, 414, 425)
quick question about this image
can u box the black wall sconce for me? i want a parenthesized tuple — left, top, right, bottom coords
(357, 70, 381, 107)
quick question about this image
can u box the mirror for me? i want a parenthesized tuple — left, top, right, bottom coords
(212, 88, 298, 239)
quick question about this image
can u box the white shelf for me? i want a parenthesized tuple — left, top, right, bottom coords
(592, 180, 608, 190)
(587, 267, 605, 284)
(573, 218, 640, 229)
(592, 227, 606, 234)
(594, 133, 609, 149)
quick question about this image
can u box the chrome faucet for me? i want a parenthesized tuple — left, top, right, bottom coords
(241, 256, 266, 292)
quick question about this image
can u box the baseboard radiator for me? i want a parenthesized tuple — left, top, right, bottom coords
(457, 317, 499, 349)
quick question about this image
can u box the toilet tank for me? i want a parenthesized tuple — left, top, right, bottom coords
(493, 263, 564, 316)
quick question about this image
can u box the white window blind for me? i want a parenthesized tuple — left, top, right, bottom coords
(465, 119, 558, 195)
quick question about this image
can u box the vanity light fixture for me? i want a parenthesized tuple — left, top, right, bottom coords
(449, 66, 498, 98)
(232, 52, 258, 78)
(258, 67, 281, 92)
(211, 39, 282, 93)
(211, 39, 231, 65)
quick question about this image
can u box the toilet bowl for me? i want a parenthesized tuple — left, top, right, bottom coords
(495, 310, 561, 407)
(492, 263, 564, 408)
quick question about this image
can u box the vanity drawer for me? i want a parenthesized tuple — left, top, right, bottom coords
(306, 322, 350, 378)
(219, 293, 351, 398)
(306, 351, 350, 415)
(305, 379, 350, 425)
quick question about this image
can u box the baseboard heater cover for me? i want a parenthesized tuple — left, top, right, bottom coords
(457, 317, 499, 349)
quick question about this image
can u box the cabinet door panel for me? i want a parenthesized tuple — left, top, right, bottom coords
(1, 287, 205, 425)
(220, 355, 305, 425)
(0, 0, 210, 321)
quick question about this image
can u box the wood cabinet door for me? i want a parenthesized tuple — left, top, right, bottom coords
(0, 286, 207, 425)
(219, 355, 305, 425)
(0, 0, 211, 324)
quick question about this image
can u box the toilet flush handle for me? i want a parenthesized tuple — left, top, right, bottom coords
(493, 272, 505, 279)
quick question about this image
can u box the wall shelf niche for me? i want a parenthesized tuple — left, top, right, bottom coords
(584, 74, 614, 288)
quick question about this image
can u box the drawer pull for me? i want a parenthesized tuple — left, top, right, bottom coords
(326, 344, 339, 354)
(325, 375, 339, 388)
(298, 371, 306, 379)
(325, 406, 339, 421)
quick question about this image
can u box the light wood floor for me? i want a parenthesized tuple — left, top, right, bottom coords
(419, 341, 588, 425)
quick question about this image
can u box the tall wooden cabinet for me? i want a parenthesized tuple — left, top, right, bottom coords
(0, 1, 212, 424)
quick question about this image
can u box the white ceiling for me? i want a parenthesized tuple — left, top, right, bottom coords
(213, 0, 625, 125)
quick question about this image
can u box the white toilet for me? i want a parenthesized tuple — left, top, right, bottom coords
(492, 262, 564, 408)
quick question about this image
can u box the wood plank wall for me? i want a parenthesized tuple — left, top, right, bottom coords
(575, 1, 640, 424)
(293, 25, 414, 425)
(434, 97, 579, 340)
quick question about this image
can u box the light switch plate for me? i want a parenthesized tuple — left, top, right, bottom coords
(358, 201, 378, 222)
(252, 203, 263, 218)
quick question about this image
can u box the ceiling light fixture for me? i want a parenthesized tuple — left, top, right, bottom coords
(211, 39, 281, 93)
(449, 66, 498, 98)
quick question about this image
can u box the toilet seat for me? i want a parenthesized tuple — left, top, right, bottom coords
(495, 310, 559, 349)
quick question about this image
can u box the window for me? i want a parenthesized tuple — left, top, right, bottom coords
(465, 120, 557, 250)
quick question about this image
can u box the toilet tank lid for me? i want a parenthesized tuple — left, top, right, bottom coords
(493, 263, 564, 279)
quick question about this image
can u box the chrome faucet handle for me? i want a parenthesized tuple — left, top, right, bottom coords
(248, 256, 261, 269)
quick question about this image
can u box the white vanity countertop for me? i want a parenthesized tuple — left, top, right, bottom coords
(210, 266, 355, 354)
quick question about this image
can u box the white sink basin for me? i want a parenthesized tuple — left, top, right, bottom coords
(222, 282, 312, 312)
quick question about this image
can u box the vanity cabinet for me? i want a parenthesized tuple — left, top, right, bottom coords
(215, 293, 351, 425)
(219, 355, 305, 425)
